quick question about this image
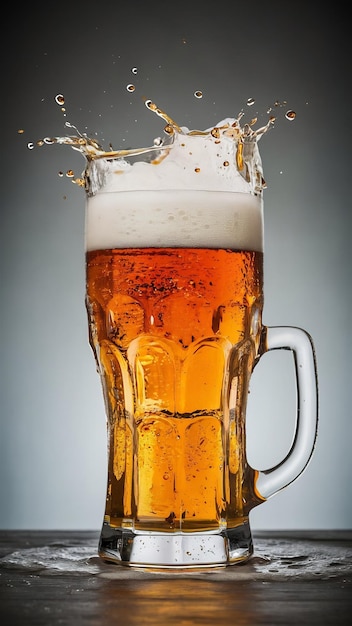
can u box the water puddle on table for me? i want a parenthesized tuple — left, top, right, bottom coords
(1, 537, 351, 581)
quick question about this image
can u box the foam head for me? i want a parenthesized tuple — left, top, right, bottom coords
(85, 114, 267, 252)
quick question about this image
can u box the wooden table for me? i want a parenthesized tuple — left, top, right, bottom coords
(1, 531, 351, 625)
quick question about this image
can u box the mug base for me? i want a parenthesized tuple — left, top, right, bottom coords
(98, 520, 253, 568)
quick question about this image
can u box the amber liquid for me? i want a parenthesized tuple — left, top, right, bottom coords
(86, 247, 265, 533)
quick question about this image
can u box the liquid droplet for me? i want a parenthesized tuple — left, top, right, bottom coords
(66, 170, 74, 178)
(164, 124, 174, 135)
(285, 110, 296, 121)
(131, 67, 137, 74)
(126, 84, 135, 92)
(55, 94, 65, 106)
(247, 98, 255, 106)
(18, 129, 24, 134)
(194, 91, 203, 99)
(27, 142, 34, 150)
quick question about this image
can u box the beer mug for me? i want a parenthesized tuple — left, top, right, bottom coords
(85, 108, 318, 568)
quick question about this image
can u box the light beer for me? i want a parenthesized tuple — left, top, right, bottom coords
(82, 106, 317, 566)
(86, 241, 265, 533)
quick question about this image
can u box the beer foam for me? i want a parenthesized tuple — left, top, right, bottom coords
(37, 103, 269, 252)
(85, 117, 266, 196)
(85, 190, 263, 251)
(85, 119, 265, 252)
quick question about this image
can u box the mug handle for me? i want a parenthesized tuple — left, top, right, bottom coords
(255, 326, 318, 499)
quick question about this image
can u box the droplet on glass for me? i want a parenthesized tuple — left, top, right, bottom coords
(66, 170, 74, 178)
(285, 110, 296, 121)
(55, 94, 65, 106)
(194, 90, 203, 99)
(18, 129, 24, 134)
(247, 98, 255, 106)
(27, 142, 34, 150)
(153, 137, 163, 146)
(223, 161, 229, 167)
(194, 167, 200, 173)
(58, 171, 64, 177)
(131, 67, 137, 74)
(126, 84, 135, 92)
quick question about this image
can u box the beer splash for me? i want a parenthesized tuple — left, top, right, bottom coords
(29, 94, 288, 194)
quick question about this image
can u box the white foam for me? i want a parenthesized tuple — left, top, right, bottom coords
(86, 190, 263, 251)
(85, 127, 264, 252)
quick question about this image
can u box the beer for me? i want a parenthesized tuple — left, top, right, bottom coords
(82, 108, 270, 562)
(86, 244, 264, 532)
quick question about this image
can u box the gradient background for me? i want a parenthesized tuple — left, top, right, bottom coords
(1, 2, 350, 531)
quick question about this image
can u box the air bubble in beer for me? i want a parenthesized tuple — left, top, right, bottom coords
(131, 67, 138, 74)
(126, 84, 135, 92)
(194, 91, 203, 99)
(247, 98, 255, 106)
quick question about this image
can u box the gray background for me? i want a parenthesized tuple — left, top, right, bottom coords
(1, 2, 350, 531)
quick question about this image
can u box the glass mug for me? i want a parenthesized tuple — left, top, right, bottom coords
(84, 111, 318, 568)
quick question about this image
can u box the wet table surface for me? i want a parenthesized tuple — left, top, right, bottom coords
(0, 530, 351, 625)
